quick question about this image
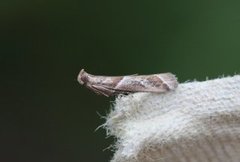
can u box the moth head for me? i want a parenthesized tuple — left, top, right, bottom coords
(77, 69, 89, 85)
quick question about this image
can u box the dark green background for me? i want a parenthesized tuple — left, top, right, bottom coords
(1, 0, 240, 161)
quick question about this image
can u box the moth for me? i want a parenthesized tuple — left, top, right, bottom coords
(77, 69, 178, 97)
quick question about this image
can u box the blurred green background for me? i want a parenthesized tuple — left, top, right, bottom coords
(1, 0, 240, 161)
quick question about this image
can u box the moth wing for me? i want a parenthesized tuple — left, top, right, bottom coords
(112, 73, 178, 93)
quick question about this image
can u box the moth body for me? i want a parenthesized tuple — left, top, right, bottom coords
(77, 69, 178, 97)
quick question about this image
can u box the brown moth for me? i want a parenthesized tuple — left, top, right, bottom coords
(77, 69, 178, 97)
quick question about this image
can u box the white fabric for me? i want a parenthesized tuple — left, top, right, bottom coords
(104, 75, 240, 162)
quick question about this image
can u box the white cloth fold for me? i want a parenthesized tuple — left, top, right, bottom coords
(105, 75, 240, 162)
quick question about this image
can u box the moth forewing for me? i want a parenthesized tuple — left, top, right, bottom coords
(77, 69, 178, 97)
(156, 73, 178, 90)
(112, 73, 178, 93)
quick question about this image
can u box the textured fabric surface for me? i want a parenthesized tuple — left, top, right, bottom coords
(105, 75, 240, 162)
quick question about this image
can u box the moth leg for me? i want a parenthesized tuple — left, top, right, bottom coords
(85, 84, 109, 97)
(91, 84, 116, 97)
